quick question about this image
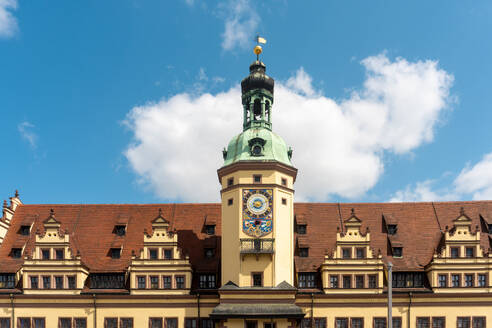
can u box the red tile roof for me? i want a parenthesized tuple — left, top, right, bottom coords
(1, 201, 491, 274)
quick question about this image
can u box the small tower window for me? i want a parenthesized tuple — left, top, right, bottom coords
(227, 177, 234, 187)
(228, 198, 233, 206)
(281, 178, 287, 186)
(282, 198, 287, 205)
(253, 99, 262, 120)
(253, 175, 262, 183)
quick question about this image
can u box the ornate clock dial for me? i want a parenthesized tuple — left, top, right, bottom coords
(242, 189, 273, 237)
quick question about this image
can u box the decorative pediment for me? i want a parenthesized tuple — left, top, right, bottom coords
(43, 209, 61, 228)
(151, 209, 170, 228)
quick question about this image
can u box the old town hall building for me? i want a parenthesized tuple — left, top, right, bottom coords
(0, 56, 491, 328)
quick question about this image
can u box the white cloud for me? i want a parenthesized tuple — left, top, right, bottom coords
(124, 54, 454, 202)
(220, 0, 259, 51)
(0, 0, 17, 38)
(390, 153, 492, 202)
(18, 121, 37, 149)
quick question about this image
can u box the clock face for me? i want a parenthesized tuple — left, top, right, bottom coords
(242, 189, 273, 237)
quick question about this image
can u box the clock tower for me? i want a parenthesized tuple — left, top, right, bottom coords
(217, 57, 297, 288)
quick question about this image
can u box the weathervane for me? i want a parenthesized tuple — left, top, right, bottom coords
(254, 35, 267, 61)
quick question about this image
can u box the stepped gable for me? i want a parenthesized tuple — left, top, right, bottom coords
(1, 201, 492, 274)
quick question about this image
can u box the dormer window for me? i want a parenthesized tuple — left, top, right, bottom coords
(297, 224, 307, 234)
(10, 248, 22, 259)
(299, 247, 309, 257)
(19, 225, 30, 235)
(451, 247, 459, 258)
(392, 247, 403, 257)
(465, 247, 474, 258)
(387, 224, 397, 235)
(114, 225, 126, 236)
(205, 225, 216, 235)
(110, 248, 121, 259)
(164, 249, 172, 259)
(342, 248, 351, 259)
(356, 248, 365, 259)
(0, 274, 15, 288)
(488, 223, 492, 233)
(55, 249, 64, 260)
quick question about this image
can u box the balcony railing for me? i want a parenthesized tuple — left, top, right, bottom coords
(240, 238, 274, 254)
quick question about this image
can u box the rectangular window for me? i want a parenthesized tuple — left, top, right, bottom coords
(90, 273, 125, 289)
(0, 318, 10, 328)
(298, 273, 316, 288)
(465, 247, 474, 258)
(18, 318, 30, 328)
(392, 272, 425, 288)
(202, 319, 214, 328)
(55, 276, 63, 289)
(11, 248, 22, 258)
(314, 318, 326, 328)
(281, 178, 287, 186)
(457, 317, 470, 328)
(335, 318, 348, 328)
(264, 323, 275, 328)
(176, 276, 185, 289)
(252, 273, 262, 287)
(432, 317, 445, 328)
(149, 318, 163, 328)
(245, 321, 257, 328)
(355, 275, 364, 288)
(166, 318, 178, 328)
(351, 318, 363, 328)
(150, 276, 159, 289)
(452, 274, 460, 287)
(120, 318, 133, 328)
(110, 248, 121, 259)
(451, 247, 459, 258)
(438, 274, 447, 287)
(59, 318, 71, 328)
(149, 249, 158, 260)
(67, 276, 76, 289)
(297, 224, 307, 234)
(253, 175, 262, 183)
(343, 275, 351, 289)
(356, 248, 365, 259)
(478, 274, 486, 287)
(104, 318, 118, 328)
(228, 198, 233, 206)
(299, 248, 309, 257)
(465, 274, 473, 287)
(392, 247, 403, 257)
(416, 317, 430, 328)
(185, 319, 197, 328)
(74, 318, 87, 328)
(30, 276, 38, 289)
(199, 274, 216, 289)
(368, 275, 377, 288)
(42, 276, 51, 289)
(205, 225, 215, 235)
(227, 177, 234, 186)
(282, 198, 287, 205)
(33, 318, 45, 328)
(393, 318, 402, 328)
(473, 317, 486, 328)
(330, 275, 338, 288)
(163, 276, 171, 289)
(164, 249, 172, 259)
(0, 274, 15, 289)
(55, 249, 64, 260)
(373, 318, 386, 328)
(342, 248, 351, 259)
(41, 249, 50, 260)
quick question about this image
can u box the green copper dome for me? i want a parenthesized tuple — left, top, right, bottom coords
(221, 60, 293, 168)
(223, 128, 292, 166)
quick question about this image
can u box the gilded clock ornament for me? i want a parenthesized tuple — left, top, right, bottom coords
(242, 189, 273, 237)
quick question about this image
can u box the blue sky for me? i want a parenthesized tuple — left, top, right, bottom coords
(1, 0, 492, 204)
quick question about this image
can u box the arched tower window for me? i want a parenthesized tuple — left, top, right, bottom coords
(253, 99, 262, 121)
(265, 101, 271, 123)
